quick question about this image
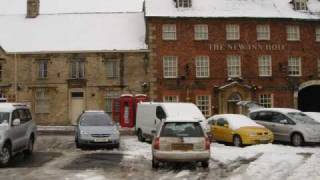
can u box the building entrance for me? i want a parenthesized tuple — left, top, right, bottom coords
(298, 85, 320, 112)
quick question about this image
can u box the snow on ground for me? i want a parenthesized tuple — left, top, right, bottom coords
(121, 136, 152, 160)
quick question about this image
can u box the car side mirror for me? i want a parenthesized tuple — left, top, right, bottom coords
(280, 119, 288, 124)
(13, 118, 21, 126)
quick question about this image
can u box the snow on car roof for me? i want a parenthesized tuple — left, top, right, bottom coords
(304, 112, 320, 123)
(211, 114, 263, 130)
(0, 103, 28, 112)
(250, 108, 301, 114)
(145, 0, 320, 20)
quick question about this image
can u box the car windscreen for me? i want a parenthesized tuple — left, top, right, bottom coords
(287, 112, 318, 124)
(0, 112, 9, 124)
(80, 113, 113, 126)
(160, 122, 204, 137)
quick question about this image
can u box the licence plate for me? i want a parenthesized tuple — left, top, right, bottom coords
(172, 143, 193, 151)
(94, 138, 110, 142)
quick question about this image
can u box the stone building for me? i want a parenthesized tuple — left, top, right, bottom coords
(145, 0, 320, 116)
(0, 0, 155, 125)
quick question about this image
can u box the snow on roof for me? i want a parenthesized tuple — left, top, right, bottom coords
(145, 0, 320, 20)
(251, 108, 301, 114)
(161, 103, 206, 121)
(211, 114, 263, 130)
(40, 0, 144, 14)
(0, 0, 27, 15)
(0, 13, 147, 53)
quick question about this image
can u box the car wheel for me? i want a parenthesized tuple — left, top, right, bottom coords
(24, 137, 34, 156)
(137, 130, 145, 142)
(75, 138, 83, 149)
(201, 160, 209, 168)
(233, 135, 243, 147)
(115, 143, 120, 149)
(291, 133, 304, 146)
(0, 143, 11, 167)
(152, 157, 159, 169)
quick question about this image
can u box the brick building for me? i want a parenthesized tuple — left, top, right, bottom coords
(145, 0, 320, 116)
(0, 0, 156, 125)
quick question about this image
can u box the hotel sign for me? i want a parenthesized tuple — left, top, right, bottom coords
(212, 43, 286, 51)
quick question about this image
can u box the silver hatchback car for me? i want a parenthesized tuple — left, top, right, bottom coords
(152, 120, 211, 168)
(249, 108, 320, 146)
(75, 111, 120, 149)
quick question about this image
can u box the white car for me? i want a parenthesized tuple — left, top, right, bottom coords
(151, 119, 210, 168)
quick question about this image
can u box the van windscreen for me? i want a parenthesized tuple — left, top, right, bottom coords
(160, 122, 204, 137)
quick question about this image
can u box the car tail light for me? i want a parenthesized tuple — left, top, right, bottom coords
(205, 137, 211, 150)
(154, 137, 160, 150)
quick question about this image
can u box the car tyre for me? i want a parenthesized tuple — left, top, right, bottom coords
(201, 160, 209, 168)
(233, 135, 243, 147)
(137, 130, 145, 142)
(0, 143, 11, 167)
(75, 138, 83, 149)
(152, 157, 159, 169)
(291, 133, 304, 146)
(24, 136, 34, 156)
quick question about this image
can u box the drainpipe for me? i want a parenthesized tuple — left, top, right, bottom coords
(14, 53, 17, 102)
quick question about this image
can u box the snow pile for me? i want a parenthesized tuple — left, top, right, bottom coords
(145, 0, 320, 19)
(211, 114, 263, 130)
(121, 136, 152, 160)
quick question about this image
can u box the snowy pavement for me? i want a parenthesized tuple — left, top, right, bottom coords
(0, 135, 320, 180)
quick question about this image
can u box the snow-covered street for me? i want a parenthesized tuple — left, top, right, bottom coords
(0, 135, 319, 180)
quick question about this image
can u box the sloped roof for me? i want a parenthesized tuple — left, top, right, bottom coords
(0, 0, 147, 53)
(145, 0, 320, 20)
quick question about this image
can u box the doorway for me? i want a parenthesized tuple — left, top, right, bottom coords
(227, 93, 242, 114)
(70, 91, 84, 124)
(298, 85, 320, 112)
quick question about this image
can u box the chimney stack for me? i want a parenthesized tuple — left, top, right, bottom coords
(27, 0, 39, 18)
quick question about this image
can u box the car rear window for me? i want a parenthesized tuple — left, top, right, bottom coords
(80, 113, 113, 126)
(160, 122, 204, 137)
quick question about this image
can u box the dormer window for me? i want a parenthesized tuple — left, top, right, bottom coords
(176, 0, 192, 8)
(293, 0, 308, 11)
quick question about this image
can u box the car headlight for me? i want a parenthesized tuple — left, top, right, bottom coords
(248, 132, 257, 137)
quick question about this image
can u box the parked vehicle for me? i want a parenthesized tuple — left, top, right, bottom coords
(249, 108, 320, 146)
(207, 114, 273, 147)
(135, 102, 206, 142)
(151, 119, 210, 168)
(75, 111, 120, 149)
(304, 112, 320, 123)
(0, 103, 37, 166)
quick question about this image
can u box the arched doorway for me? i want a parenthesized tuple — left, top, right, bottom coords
(298, 85, 320, 112)
(227, 93, 242, 114)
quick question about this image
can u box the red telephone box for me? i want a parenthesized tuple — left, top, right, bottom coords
(119, 94, 135, 128)
(134, 94, 148, 104)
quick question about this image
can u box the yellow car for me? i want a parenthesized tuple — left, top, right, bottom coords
(207, 114, 273, 147)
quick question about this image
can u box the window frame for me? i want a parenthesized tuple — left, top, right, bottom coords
(196, 95, 211, 117)
(70, 60, 85, 79)
(286, 25, 300, 41)
(0, 62, 3, 81)
(195, 56, 210, 78)
(258, 55, 272, 77)
(227, 55, 241, 78)
(177, 0, 192, 8)
(288, 56, 302, 76)
(316, 26, 320, 42)
(293, 0, 308, 10)
(38, 60, 48, 79)
(259, 94, 273, 108)
(105, 59, 120, 79)
(256, 24, 270, 40)
(194, 24, 208, 40)
(163, 56, 178, 78)
(162, 24, 177, 40)
(226, 24, 240, 40)
(35, 88, 50, 114)
(163, 95, 179, 102)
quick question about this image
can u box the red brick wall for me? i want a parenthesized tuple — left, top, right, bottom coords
(147, 17, 320, 114)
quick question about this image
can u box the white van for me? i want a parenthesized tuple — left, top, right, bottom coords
(135, 102, 206, 142)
